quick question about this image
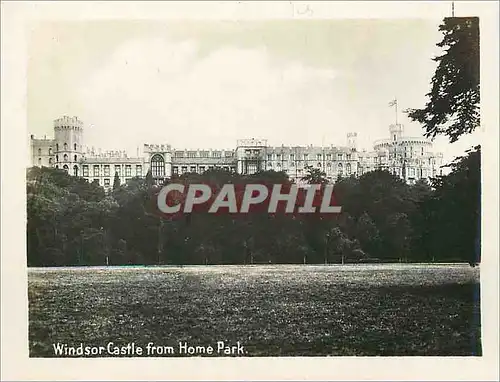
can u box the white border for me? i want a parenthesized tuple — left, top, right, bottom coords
(1, 1, 498, 380)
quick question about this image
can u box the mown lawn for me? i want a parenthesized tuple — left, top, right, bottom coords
(28, 264, 481, 357)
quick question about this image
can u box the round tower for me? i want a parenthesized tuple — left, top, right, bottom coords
(54, 116, 83, 176)
(347, 132, 357, 151)
(389, 123, 404, 142)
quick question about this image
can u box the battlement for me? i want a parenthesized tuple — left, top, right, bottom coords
(54, 116, 83, 130)
(143, 143, 172, 152)
(236, 138, 268, 147)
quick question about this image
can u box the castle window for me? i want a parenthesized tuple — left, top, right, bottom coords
(346, 163, 352, 174)
(136, 165, 142, 176)
(63, 154, 68, 162)
(73, 165, 78, 177)
(337, 153, 343, 160)
(83, 165, 89, 177)
(173, 166, 178, 175)
(64, 143, 68, 151)
(93, 165, 99, 177)
(115, 165, 121, 176)
(190, 166, 196, 173)
(74, 143, 77, 150)
(338, 162, 343, 176)
(125, 165, 131, 177)
(151, 154, 165, 178)
(346, 154, 351, 160)
(38, 148, 41, 155)
(104, 165, 110, 176)
(74, 155, 77, 162)
(63, 165, 69, 172)
(104, 179, 110, 187)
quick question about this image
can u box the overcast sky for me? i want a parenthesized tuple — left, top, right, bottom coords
(28, 19, 482, 164)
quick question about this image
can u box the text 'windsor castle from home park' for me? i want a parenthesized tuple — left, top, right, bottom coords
(30, 115, 444, 190)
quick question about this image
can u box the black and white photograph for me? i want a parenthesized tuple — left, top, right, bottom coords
(1, 1, 498, 381)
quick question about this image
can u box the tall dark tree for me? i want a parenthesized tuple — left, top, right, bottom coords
(406, 17, 479, 143)
(113, 171, 121, 191)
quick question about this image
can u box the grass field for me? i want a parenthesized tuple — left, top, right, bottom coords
(28, 264, 481, 357)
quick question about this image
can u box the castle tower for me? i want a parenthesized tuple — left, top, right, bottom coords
(347, 132, 357, 151)
(389, 123, 404, 142)
(54, 116, 83, 176)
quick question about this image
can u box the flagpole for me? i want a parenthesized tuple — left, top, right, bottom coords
(395, 97, 398, 125)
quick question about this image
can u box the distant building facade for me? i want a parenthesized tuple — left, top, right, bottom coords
(30, 116, 444, 191)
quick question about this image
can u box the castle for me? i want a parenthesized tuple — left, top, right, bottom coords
(30, 116, 444, 190)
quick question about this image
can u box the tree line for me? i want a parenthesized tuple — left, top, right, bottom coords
(27, 16, 481, 267)
(26, 145, 480, 266)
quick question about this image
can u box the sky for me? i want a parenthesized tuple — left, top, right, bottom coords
(27, 19, 482, 164)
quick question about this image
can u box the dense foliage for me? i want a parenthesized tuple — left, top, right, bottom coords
(26, 145, 480, 266)
(406, 17, 480, 143)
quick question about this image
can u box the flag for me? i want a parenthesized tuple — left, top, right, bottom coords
(388, 99, 397, 107)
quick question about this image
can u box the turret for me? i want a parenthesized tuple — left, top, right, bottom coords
(389, 123, 404, 142)
(54, 116, 84, 175)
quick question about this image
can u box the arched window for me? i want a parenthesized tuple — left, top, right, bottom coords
(56, 144, 59, 151)
(38, 148, 41, 155)
(151, 154, 165, 178)
(73, 165, 78, 176)
(338, 162, 343, 176)
(346, 163, 351, 174)
(63, 165, 69, 172)
(49, 148, 52, 155)
(56, 155, 59, 162)
(74, 155, 77, 162)
(63, 154, 68, 162)
(74, 143, 77, 151)
(38, 158, 41, 165)
(64, 143, 68, 151)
